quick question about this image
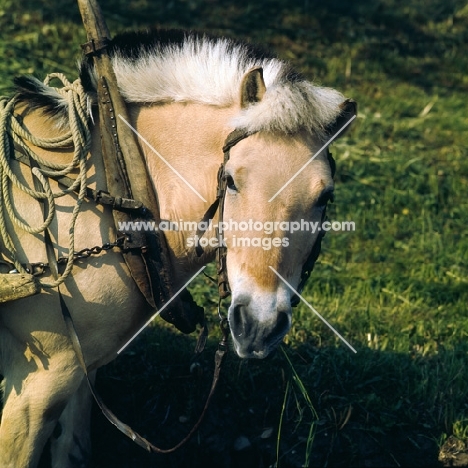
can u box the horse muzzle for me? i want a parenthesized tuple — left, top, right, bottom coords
(228, 295, 292, 359)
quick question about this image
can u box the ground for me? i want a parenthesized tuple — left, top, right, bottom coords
(37, 322, 466, 467)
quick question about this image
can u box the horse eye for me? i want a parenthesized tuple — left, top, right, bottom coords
(225, 174, 237, 191)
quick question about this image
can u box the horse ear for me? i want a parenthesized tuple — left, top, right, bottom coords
(240, 67, 266, 108)
(326, 99, 357, 137)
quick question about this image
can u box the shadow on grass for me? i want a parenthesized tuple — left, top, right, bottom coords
(50, 323, 467, 468)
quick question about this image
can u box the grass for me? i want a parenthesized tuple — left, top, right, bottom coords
(1, 0, 467, 466)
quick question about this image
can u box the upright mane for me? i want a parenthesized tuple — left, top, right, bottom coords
(16, 29, 346, 137)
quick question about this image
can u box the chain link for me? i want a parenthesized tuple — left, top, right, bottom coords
(39, 237, 126, 269)
(68, 237, 125, 261)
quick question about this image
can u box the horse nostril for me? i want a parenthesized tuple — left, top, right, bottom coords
(231, 303, 252, 337)
(232, 303, 243, 325)
(271, 311, 290, 340)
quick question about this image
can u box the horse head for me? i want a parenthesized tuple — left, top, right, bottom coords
(221, 69, 356, 358)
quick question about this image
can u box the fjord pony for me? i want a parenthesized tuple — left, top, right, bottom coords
(0, 30, 355, 467)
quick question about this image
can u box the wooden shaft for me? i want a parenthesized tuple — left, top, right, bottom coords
(0, 274, 39, 303)
(76, 0, 160, 214)
(77, 0, 111, 44)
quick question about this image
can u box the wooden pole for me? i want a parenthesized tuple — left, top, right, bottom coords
(75, 0, 202, 333)
(76, 0, 159, 212)
(0, 274, 39, 303)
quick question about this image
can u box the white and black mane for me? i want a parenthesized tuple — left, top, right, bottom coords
(15, 29, 345, 137)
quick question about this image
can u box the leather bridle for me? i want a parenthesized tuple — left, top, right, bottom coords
(197, 128, 336, 307)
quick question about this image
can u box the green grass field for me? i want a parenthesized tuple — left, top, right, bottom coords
(1, 0, 467, 466)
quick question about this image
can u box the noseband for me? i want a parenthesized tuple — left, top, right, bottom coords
(197, 129, 336, 306)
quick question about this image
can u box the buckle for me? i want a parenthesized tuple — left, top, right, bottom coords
(81, 37, 111, 56)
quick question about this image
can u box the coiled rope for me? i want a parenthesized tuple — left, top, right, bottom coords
(0, 73, 91, 288)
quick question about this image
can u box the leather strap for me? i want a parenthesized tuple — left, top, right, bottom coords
(59, 289, 227, 453)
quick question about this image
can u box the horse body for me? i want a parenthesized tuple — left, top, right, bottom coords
(0, 30, 355, 467)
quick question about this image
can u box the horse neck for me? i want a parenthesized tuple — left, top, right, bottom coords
(129, 102, 238, 277)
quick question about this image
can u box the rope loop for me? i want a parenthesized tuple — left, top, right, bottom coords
(0, 73, 92, 288)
